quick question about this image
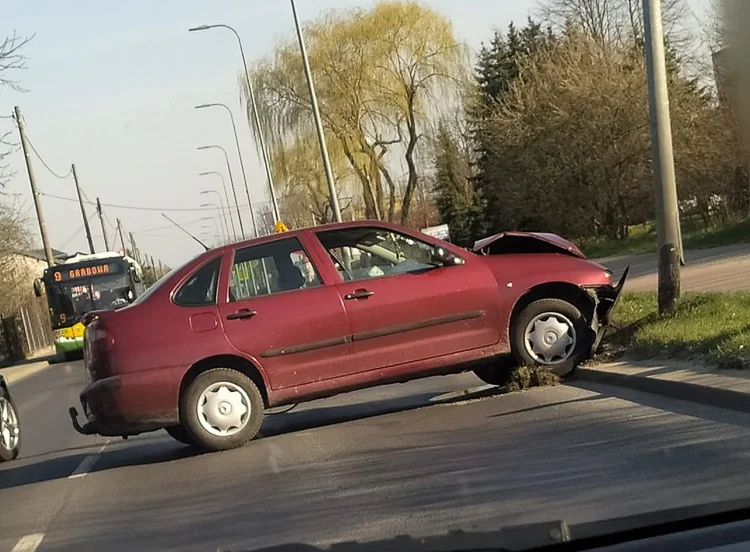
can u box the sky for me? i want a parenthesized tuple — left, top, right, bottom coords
(1, 0, 711, 268)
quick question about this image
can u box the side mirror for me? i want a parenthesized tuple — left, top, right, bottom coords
(33, 279, 43, 298)
(431, 247, 465, 267)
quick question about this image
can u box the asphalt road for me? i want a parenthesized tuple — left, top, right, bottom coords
(4, 361, 750, 552)
(596, 243, 750, 292)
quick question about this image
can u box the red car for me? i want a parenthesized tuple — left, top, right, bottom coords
(69, 221, 627, 451)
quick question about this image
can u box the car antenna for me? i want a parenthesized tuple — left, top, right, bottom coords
(160, 213, 209, 251)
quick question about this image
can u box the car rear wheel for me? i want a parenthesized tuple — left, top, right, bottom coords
(512, 298, 590, 377)
(0, 388, 20, 462)
(164, 424, 194, 446)
(180, 368, 264, 452)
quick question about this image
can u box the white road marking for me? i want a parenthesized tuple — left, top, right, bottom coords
(68, 439, 111, 479)
(11, 533, 45, 552)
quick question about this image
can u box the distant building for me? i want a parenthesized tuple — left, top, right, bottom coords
(25, 248, 69, 265)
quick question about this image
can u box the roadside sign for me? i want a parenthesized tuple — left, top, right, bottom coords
(275, 221, 289, 233)
(421, 224, 450, 242)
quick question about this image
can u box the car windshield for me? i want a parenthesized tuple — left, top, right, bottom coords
(6, 2, 750, 552)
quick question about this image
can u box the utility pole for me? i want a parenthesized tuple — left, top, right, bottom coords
(71, 164, 95, 254)
(14, 106, 55, 266)
(129, 232, 141, 264)
(96, 198, 110, 251)
(116, 218, 126, 253)
(643, 0, 681, 314)
(158, 259, 164, 278)
(290, 0, 342, 223)
(149, 255, 157, 279)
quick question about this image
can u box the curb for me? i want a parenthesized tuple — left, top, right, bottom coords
(429, 384, 502, 404)
(577, 366, 750, 414)
(1, 360, 51, 386)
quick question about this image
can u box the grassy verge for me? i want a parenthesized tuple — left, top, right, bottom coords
(602, 292, 750, 369)
(579, 217, 750, 259)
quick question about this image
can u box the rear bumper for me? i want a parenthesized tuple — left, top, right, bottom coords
(74, 371, 180, 437)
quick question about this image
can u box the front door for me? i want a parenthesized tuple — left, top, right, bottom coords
(315, 226, 501, 373)
(217, 237, 352, 391)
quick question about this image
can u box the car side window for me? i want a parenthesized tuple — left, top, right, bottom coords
(317, 227, 438, 281)
(230, 237, 321, 302)
(173, 257, 221, 307)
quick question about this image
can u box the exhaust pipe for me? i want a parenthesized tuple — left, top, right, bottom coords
(69, 407, 98, 435)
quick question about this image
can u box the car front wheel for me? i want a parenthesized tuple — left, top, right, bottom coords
(511, 298, 591, 377)
(180, 368, 264, 452)
(0, 388, 20, 462)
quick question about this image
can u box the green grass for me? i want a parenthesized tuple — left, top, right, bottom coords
(579, 217, 750, 259)
(605, 292, 750, 370)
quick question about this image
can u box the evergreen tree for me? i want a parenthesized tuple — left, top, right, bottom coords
(433, 124, 484, 247)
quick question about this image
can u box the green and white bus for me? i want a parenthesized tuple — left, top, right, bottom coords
(34, 252, 144, 359)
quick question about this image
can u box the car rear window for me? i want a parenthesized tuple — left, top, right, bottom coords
(173, 256, 222, 307)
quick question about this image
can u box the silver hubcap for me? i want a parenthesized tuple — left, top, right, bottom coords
(524, 312, 577, 365)
(0, 397, 19, 451)
(196, 382, 251, 437)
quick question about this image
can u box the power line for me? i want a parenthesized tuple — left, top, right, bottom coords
(37, 190, 267, 213)
(22, 132, 73, 180)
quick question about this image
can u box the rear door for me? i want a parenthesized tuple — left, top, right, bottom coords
(217, 236, 352, 390)
(315, 225, 502, 373)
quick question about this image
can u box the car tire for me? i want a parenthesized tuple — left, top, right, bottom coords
(511, 298, 590, 377)
(164, 424, 194, 446)
(180, 368, 264, 452)
(473, 357, 517, 386)
(0, 387, 21, 462)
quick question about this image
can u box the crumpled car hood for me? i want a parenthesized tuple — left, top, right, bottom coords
(472, 231, 587, 259)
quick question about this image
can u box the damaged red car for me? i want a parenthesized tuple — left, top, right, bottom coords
(70, 220, 627, 452)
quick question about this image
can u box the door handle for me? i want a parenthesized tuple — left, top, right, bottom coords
(344, 289, 374, 301)
(226, 309, 257, 320)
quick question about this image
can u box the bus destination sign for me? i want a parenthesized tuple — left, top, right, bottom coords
(52, 262, 122, 282)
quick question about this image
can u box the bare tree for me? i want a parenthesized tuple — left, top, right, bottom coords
(538, 0, 688, 48)
(1, 32, 33, 187)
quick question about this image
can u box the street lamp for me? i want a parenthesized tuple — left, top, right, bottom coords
(200, 191, 232, 242)
(200, 219, 222, 245)
(196, 103, 264, 232)
(200, 229, 219, 248)
(289, 0, 342, 223)
(200, 207, 228, 244)
(197, 144, 246, 238)
(188, 24, 280, 223)
(198, 171, 236, 240)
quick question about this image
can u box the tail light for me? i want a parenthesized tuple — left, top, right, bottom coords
(84, 322, 114, 381)
(88, 325, 114, 354)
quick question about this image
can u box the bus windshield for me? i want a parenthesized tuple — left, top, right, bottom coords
(47, 272, 131, 327)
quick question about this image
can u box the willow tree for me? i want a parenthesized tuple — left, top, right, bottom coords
(243, 1, 468, 223)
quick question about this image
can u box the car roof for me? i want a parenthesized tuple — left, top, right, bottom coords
(210, 219, 412, 253)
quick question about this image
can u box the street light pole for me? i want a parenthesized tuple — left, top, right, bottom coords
(200, 191, 231, 243)
(197, 145, 246, 239)
(201, 218, 222, 245)
(201, 204, 229, 244)
(199, 171, 236, 240)
(289, 0, 342, 223)
(195, 103, 259, 236)
(643, 0, 681, 314)
(188, 24, 281, 223)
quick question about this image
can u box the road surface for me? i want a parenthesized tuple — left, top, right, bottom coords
(596, 243, 750, 292)
(4, 360, 750, 551)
